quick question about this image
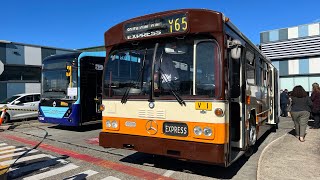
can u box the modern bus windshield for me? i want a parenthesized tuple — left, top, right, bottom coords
(104, 38, 219, 99)
(42, 56, 78, 99)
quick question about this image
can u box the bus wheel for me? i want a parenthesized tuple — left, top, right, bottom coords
(249, 123, 257, 146)
(245, 147, 253, 157)
(271, 124, 278, 132)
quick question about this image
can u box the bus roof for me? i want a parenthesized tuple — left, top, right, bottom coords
(78, 51, 106, 59)
(104, 9, 224, 47)
(43, 51, 106, 62)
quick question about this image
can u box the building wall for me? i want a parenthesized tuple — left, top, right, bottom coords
(25, 46, 42, 65)
(7, 83, 25, 98)
(261, 22, 320, 92)
(25, 83, 41, 93)
(78, 46, 104, 52)
(0, 41, 76, 101)
(0, 44, 6, 63)
(6, 44, 25, 65)
(0, 83, 7, 101)
(261, 22, 320, 43)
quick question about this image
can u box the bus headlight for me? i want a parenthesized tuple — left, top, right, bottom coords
(64, 109, 72, 117)
(193, 126, 202, 136)
(111, 120, 118, 128)
(203, 127, 213, 136)
(106, 120, 111, 128)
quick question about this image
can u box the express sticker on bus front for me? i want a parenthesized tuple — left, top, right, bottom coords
(163, 122, 188, 137)
(124, 13, 188, 40)
(195, 102, 212, 111)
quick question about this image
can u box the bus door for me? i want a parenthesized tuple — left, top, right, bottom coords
(80, 57, 104, 124)
(274, 69, 279, 124)
(267, 66, 274, 123)
(268, 67, 278, 124)
(227, 39, 246, 152)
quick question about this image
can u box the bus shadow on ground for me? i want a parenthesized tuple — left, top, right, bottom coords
(120, 130, 272, 179)
(7, 118, 38, 125)
(47, 123, 102, 132)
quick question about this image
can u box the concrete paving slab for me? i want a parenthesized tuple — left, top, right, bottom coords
(257, 118, 320, 180)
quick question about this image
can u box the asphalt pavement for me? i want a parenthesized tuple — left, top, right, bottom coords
(257, 117, 320, 180)
(0, 117, 319, 179)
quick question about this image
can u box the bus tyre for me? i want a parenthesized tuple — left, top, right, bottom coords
(271, 124, 278, 132)
(248, 123, 257, 146)
(245, 147, 253, 157)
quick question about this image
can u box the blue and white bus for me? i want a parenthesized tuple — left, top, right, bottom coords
(39, 52, 105, 126)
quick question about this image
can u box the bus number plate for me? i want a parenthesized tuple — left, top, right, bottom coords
(195, 102, 212, 111)
(163, 122, 188, 137)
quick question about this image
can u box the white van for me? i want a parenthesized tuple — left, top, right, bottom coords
(0, 93, 40, 123)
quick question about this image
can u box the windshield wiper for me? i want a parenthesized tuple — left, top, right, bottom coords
(157, 67, 186, 106)
(121, 49, 148, 104)
(149, 43, 159, 103)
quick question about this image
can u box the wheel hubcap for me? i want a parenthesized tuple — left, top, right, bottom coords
(249, 126, 256, 145)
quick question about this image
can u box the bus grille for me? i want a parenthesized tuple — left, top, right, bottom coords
(138, 109, 166, 119)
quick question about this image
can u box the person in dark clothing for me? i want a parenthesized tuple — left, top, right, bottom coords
(311, 82, 320, 129)
(290, 85, 313, 142)
(280, 89, 289, 117)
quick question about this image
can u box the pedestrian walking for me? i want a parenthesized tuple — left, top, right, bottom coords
(310, 82, 320, 129)
(290, 85, 313, 142)
(280, 89, 289, 117)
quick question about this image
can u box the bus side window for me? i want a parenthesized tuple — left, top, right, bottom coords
(195, 41, 216, 97)
(246, 50, 255, 85)
(268, 69, 273, 91)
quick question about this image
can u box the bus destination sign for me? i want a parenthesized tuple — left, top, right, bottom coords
(124, 13, 188, 40)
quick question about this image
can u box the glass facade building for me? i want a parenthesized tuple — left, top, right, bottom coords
(260, 22, 320, 92)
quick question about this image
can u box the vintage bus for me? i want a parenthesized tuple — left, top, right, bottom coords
(39, 52, 105, 126)
(99, 9, 279, 166)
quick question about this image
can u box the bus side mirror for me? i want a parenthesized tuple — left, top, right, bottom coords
(228, 39, 242, 60)
(66, 65, 72, 77)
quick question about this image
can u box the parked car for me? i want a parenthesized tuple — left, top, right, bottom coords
(0, 93, 40, 123)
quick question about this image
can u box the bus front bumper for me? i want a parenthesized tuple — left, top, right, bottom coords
(99, 132, 226, 166)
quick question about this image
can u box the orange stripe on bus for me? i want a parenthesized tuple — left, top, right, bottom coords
(101, 116, 228, 144)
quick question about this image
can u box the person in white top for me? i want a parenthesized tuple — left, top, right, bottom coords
(154, 53, 179, 90)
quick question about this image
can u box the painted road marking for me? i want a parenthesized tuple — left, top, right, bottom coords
(0, 149, 38, 160)
(23, 163, 79, 180)
(8, 158, 69, 178)
(101, 176, 121, 180)
(4, 134, 174, 180)
(63, 170, 99, 180)
(0, 143, 8, 147)
(85, 137, 99, 145)
(0, 146, 16, 151)
(0, 147, 30, 155)
(0, 154, 49, 166)
(163, 170, 175, 177)
(0, 144, 100, 180)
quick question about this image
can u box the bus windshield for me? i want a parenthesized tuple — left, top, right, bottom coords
(42, 57, 78, 99)
(104, 38, 219, 98)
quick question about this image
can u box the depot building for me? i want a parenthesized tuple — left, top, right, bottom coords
(260, 22, 320, 92)
(0, 40, 76, 101)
